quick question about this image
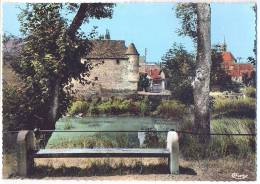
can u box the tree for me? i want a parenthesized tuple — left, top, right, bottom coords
(138, 73, 150, 92)
(210, 45, 232, 89)
(7, 3, 114, 131)
(245, 4, 257, 87)
(176, 3, 211, 143)
(193, 4, 211, 143)
(162, 44, 195, 104)
(175, 3, 197, 45)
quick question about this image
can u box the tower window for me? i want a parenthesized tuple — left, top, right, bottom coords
(116, 59, 120, 64)
(94, 77, 98, 81)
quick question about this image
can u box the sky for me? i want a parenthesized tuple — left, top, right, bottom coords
(2, 3, 256, 63)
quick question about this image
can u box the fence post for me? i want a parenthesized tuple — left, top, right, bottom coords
(17, 130, 35, 177)
(167, 130, 179, 174)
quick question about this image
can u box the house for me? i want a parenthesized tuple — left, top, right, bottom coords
(139, 62, 166, 93)
(218, 42, 254, 83)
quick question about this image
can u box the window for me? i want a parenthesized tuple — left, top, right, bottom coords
(116, 59, 120, 64)
(94, 77, 98, 81)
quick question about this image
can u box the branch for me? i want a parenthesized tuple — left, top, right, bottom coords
(67, 3, 89, 39)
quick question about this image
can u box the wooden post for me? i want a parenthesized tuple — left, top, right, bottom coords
(17, 130, 35, 177)
(167, 131, 179, 174)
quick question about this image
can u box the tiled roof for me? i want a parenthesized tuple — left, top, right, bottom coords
(221, 52, 235, 63)
(86, 40, 128, 59)
(220, 51, 254, 78)
(125, 43, 139, 55)
(238, 64, 253, 70)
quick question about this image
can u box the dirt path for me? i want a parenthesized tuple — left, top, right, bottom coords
(3, 155, 256, 181)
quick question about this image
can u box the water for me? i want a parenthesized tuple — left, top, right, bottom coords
(46, 116, 177, 148)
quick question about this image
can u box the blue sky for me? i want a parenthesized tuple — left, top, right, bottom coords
(2, 3, 256, 63)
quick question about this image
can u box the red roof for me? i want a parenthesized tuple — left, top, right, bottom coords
(221, 52, 235, 64)
(220, 51, 254, 78)
(150, 68, 161, 80)
(238, 64, 253, 70)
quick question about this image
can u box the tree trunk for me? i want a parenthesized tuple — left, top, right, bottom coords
(45, 5, 89, 130)
(193, 3, 211, 144)
(67, 3, 89, 38)
(50, 81, 60, 123)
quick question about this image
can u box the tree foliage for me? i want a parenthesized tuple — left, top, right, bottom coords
(175, 3, 197, 44)
(162, 44, 195, 104)
(210, 45, 232, 89)
(4, 3, 114, 130)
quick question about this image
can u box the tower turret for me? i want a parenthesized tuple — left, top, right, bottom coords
(125, 43, 139, 90)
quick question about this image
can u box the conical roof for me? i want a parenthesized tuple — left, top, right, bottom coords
(125, 43, 139, 55)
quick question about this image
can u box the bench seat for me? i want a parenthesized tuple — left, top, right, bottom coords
(34, 148, 170, 158)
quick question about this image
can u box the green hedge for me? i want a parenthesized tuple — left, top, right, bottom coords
(156, 100, 187, 118)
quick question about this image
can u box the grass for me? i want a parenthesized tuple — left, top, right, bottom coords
(242, 87, 256, 98)
(27, 156, 256, 180)
(64, 119, 73, 130)
(31, 158, 169, 178)
(179, 118, 255, 159)
(212, 96, 255, 118)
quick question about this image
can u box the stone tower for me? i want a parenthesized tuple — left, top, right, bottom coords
(125, 43, 139, 90)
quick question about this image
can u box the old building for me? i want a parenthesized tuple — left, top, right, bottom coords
(71, 38, 140, 98)
(218, 42, 254, 83)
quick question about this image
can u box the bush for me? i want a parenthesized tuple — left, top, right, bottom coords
(2, 84, 28, 130)
(134, 96, 150, 116)
(68, 101, 89, 116)
(156, 100, 187, 118)
(212, 97, 256, 118)
(97, 98, 132, 115)
(243, 87, 256, 98)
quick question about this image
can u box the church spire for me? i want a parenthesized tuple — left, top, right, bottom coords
(223, 37, 227, 51)
(105, 29, 110, 40)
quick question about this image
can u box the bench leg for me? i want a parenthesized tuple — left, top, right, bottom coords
(167, 131, 179, 174)
(17, 130, 35, 177)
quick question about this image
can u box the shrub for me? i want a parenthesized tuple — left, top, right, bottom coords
(156, 100, 187, 118)
(97, 98, 132, 115)
(243, 87, 256, 98)
(133, 96, 150, 116)
(212, 97, 256, 118)
(68, 101, 89, 116)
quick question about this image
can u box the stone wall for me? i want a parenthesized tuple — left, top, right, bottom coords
(71, 58, 138, 99)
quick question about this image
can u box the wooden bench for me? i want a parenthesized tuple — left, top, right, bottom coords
(17, 130, 179, 177)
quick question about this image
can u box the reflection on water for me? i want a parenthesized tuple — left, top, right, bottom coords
(46, 116, 177, 149)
